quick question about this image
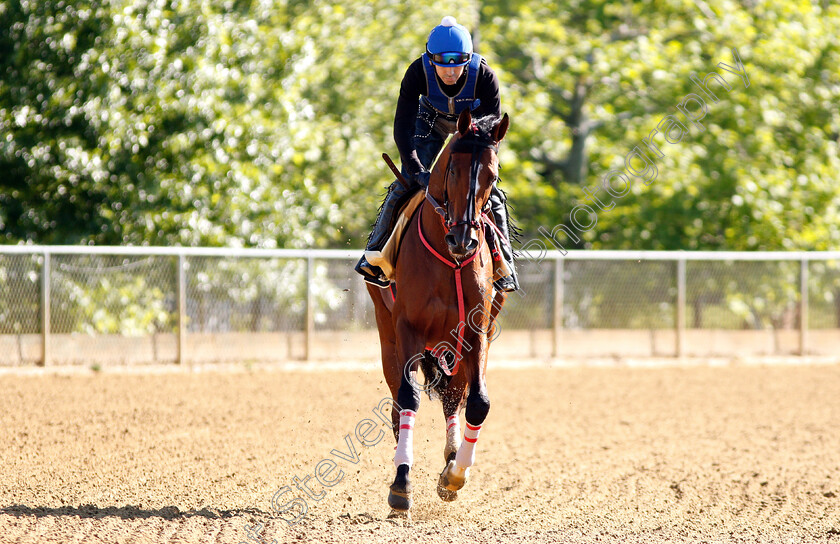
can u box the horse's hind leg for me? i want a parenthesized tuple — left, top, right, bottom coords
(438, 292, 501, 499)
(442, 372, 467, 462)
(438, 363, 490, 499)
(436, 370, 467, 502)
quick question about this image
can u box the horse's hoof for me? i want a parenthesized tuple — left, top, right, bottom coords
(387, 488, 412, 511)
(438, 459, 469, 497)
(436, 482, 458, 501)
(388, 464, 412, 511)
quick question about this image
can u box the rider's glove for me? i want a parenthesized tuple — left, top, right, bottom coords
(412, 171, 431, 188)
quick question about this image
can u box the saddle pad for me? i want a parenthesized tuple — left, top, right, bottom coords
(366, 192, 513, 284)
(364, 191, 426, 281)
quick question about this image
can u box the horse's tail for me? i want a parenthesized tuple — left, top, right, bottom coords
(420, 350, 452, 400)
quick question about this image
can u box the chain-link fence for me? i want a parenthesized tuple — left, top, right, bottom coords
(1, 247, 839, 366)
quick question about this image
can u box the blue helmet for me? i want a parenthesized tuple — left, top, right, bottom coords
(426, 16, 473, 67)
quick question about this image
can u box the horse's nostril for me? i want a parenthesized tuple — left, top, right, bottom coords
(467, 239, 478, 251)
(445, 234, 457, 248)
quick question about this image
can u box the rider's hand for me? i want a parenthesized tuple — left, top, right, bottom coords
(412, 171, 431, 188)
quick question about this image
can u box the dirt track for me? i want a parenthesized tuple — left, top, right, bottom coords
(1, 363, 839, 543)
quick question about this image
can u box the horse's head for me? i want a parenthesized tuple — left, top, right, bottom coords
(434, 109, 509, 260)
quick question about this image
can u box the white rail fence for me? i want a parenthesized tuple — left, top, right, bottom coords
(1, 247, 839, 366)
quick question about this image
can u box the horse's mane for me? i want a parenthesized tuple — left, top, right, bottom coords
(449, 114, 502, 152)
(470, 114, 502, 136)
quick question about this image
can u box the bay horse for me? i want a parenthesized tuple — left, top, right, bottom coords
(366, 108, 510, 516)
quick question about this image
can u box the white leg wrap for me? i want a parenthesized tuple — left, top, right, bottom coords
(393, 410, 416, 468)
(455, 423, 481, 468)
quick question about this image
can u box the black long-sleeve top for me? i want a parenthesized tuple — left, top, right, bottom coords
(393, 56, 501, 175)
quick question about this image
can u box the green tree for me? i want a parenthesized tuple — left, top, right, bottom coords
(2, 0, 839, 254)
(0, 0, 479, 248)
(481, 0, 840, 251)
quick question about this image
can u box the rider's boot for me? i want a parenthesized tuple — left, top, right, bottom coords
(355, 180, 410, 287)
(488, 186, 520, 293)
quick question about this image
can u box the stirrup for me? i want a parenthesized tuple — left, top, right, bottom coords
(364, 273, 391, 288)
(355, 256, 390, 288)
(493, 275, 518, 293)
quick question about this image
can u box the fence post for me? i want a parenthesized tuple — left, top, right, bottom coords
(552, 256, 564, 358)
(305, 255, 314, 361)
(676, 258, 686, 358)
(800, 257, 808, 356)
(40, 251, 50, 367)
(177, 253, 187, 366)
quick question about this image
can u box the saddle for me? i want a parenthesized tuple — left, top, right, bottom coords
(365, 189, 425, 282)
(365, 189, 512, 284)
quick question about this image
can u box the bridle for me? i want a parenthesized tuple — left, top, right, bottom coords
(424, 135, 499, 232)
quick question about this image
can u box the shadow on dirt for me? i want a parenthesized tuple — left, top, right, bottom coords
(0, 504, 271, 520)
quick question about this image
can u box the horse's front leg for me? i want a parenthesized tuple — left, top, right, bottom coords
(367, 285, 402, 444)
(388, 321, 424, 515)
(438, 358, 490, 499)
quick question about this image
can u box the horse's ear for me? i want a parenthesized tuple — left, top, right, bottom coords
(493, 113, 509, 143)
(457, 109, 472, 136)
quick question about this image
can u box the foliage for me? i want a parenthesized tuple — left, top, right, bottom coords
(2, 0, 838, 252)
(0, 0, 477, 248)
(481, 0, 840, 251)
(3, 0, 840, 333)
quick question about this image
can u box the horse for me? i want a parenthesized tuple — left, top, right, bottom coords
(366, 108, 510, 516)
